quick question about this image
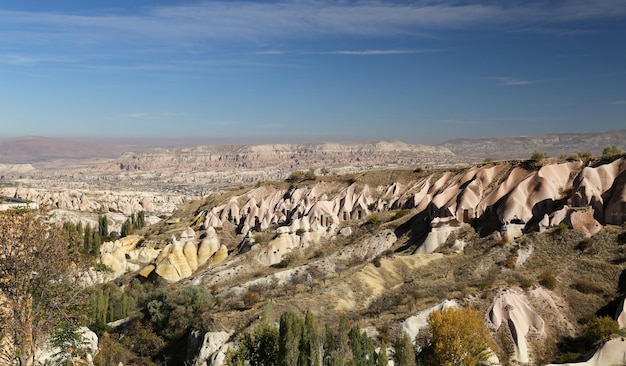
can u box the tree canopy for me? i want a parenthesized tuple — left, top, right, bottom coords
(0, 209, 87, 365)
(428, 307, 494, 366)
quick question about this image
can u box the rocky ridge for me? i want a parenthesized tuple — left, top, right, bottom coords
(440, 129, 626, 160)
(75, 155, 626, 365)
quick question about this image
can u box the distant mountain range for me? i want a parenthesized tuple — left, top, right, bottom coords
(439, 129, 626, 160)
(1, 130, 624, 164)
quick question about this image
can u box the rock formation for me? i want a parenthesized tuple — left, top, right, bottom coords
(488, 290, 545, 363)
(154, 228, 229, 282)
(545, 337, 626, 366)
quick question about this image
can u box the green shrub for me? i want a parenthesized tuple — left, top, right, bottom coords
(273, 251, 301, 269)
(363, 214, 382, 232)
(571, 279, 603, 295)
(518, 276, 536, 289)
(530, 151, 547, 162)
(146, 285, 212, 340)
(580, 316, 619, 346)
(602, 145, 624, 158)
(538, 270, 558, 290)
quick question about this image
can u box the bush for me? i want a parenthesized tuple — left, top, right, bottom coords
(538, 270, 558, 290)
(580, 316, 619, 346)
(243, 291, 261, 308)
(428, 307, 495, 366)
(273, 250, 302, 269)
(146, 285, 212, 340)
(571, 279, 603, 295)
(287, 169, 316, 182)
(530, 151, 547, 162)
(575, 239, 593, 253)
(363, 214, 382, 231)
(518, 276, 536, 289)
(602, 145, 624, 158)
(504, 256, 517, 269)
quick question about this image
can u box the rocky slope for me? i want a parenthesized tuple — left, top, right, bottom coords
(70, 154, 626, 365)
(108, 141, 457, 174)
(4, 144, 626, 365)
(440, 129, 626, 160)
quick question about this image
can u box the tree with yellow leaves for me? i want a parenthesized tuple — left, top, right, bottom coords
(428, 307, 494, 366)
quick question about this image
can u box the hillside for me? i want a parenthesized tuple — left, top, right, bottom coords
(3, 152, 626, 365)
(440, 129, 626, 160)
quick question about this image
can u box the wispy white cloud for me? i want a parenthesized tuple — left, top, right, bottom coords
(120, 112, 148, 119)
(308, 49, 443, 55)
(1, 1, 624, 47)
(255, 50, 289, 55)
(120, 112, 184, 119)
(490, 77, 531, 86)
(608, 100, 626, 105)
(0, 53, 74, 65)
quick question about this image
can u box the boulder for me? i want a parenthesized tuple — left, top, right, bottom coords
(194, 331, 231, 366)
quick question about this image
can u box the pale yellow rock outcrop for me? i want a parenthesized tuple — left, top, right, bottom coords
(212, 245, 228, 265)
(198, 228, 221, 266)
(184, 240, 199, 271)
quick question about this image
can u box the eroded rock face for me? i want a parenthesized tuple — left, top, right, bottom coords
(197, 159, 626, 256)
(83, 235, 160, 285)
(0, 187, 186, 216)
(191, 331, 232, 366)
(154, 228, 229, 282)
(402, 300, 459, 345)
(91, 158, 626, 283)
(488, 290, 545, 363)
(546, 337, 626, 366)
(571, 158, 626, 225)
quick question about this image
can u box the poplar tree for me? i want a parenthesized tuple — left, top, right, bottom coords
(278, 311, 303, 366)
(378, 341, 389, 366)
(98, 215, 109, 239)
(394, 333, 416, 366)
(299, 310, 321, 366)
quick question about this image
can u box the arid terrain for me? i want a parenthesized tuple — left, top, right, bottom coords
(1, 131, 626, 366)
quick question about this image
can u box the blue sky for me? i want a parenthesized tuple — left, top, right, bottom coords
(0, 0, 625, 144)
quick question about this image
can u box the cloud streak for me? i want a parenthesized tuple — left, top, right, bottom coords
(308, 49, 442, 55)
(119, 112, 184, 119)
(490, 77, 532, 86)
(1, 1, 624, 47)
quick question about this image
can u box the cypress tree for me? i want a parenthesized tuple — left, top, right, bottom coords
(394, 333, 416, 366)
(278, 311, 303, 366)
(137, 211, 146, 229)
(83, 224, 93, 254)
(349, 324, 364, 365)
(92, 232, 101, 256)
(98, 215, 109, 239)
(378, 341, 388, 366)
(252, 322, 279, 366)
(121, 219, 132, 237)
(300, 310, 321, 366)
